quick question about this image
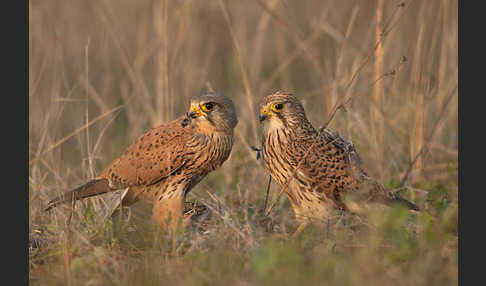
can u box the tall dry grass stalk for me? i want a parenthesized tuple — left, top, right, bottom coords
(410, 22, 425, 184)
(153, 0, 171, 125)
(372, 0, 385, 179)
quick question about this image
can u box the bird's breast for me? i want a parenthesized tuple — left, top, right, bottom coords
(185, 133, 234, 176)
(263, 129, 293, 187)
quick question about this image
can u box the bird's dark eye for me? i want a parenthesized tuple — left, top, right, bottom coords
(201, 102, 214, 112)
(271, 103, 284, 111)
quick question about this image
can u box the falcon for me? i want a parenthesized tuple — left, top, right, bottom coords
(258, 91, 419, 234)
(46, 92, 238, 231)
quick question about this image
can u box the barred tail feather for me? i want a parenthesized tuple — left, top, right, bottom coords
(361, 175, 420, 211)
(45, 178, 112, 211)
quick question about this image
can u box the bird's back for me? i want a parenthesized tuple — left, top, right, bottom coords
(99, 116, 192, 189)
(98, 115, 234, 201)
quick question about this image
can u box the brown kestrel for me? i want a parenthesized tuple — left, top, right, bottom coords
(258, 92, 419, 235)
(46, 92, 238, 231)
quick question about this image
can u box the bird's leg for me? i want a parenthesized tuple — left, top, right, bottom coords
(154, 194, 188, 257)
(152, 194, 185, 234)
(292, 221, 310, 238)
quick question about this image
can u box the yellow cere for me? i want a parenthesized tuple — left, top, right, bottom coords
(261, 107, 270, 115)
(190, 105, 203, 116)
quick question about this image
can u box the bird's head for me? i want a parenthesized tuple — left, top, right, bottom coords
(183, 91, 238, 134)
(259, 91, 309, 131)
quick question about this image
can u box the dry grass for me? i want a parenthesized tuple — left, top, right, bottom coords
(29, 0, 457, 285)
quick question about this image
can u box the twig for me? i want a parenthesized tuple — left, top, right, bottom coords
(29, 104, 124, 166)
(254, 0, 327, 83)
(263, 176, 272, 213)
(85, 38, 95, 178)
(203, 191, 251, 243)
(398, 84, 457, 187)
(249, 145, 273, 213)
(217, 0, 257, 142)
(324, 1, 413, 128)
(342, 56, 408, 108)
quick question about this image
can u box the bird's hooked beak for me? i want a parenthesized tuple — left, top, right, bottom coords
(188, 104, 204, 119)
(259, 107, 270, 123)
(182, 104, 204, 127)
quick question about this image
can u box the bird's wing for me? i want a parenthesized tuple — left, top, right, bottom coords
(289, 130, 360, 195)
(99, 116, 194, 188)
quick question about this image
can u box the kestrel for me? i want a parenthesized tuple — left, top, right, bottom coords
(46, 92, 238, 231)
(258, 92, 419, 234)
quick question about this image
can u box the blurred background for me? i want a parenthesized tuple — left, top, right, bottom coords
(29, 0, 457, 285)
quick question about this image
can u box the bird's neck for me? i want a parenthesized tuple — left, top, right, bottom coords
(191, 120, 233, 136)
(287, 117, 317, 139)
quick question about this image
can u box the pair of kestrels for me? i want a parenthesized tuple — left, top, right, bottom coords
(46, 91, 418, 234)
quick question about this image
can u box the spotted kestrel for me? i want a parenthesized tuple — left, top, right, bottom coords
(46, 92, 238, 231)
(258, 92, 418, 234)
